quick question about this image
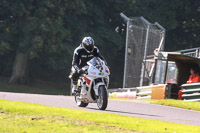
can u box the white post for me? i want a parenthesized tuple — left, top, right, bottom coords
(123, 20, 130, 88)
(120, 13, 130, 88)
(139, 24, 150, 86)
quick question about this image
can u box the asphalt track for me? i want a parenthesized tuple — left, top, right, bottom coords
(0, 92, 200, 126)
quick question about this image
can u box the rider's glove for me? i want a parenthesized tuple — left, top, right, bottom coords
(78, 69, 84, 75)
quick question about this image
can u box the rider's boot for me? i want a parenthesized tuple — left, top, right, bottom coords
(81, 86, 87, 95)
(71, 81, 77, 95)
(72, 85, 77, 94)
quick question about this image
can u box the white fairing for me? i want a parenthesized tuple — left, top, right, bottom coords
(77, 57, 110, 103)
(87, 60, 110, 77)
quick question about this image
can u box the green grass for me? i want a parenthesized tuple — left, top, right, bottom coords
(0, 113, 123, 133)
(110, 98, 200, 112)
(0, 99, 200, 133)
(153, 99, 200, 111)
(0, 79, 69, 95)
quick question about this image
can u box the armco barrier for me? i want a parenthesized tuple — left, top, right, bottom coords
(182, 83, 200, 101)
(151, 84, 166, 99)
(136, 86, 152, 99)
(109, 84, 167, 100)
(136, 84, 166, 100)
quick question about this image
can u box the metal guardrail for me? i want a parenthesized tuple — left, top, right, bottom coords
(136, 86, 152, 99)
(136, 84, 167, 100)
(182, 83, 200, 101)
(109, 84, 166, 100)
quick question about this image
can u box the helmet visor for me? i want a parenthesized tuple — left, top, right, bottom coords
(86, 44, 94, 52)
(83, 43, 94, 52)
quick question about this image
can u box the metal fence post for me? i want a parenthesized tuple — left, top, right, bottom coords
(152, 59, 158, 84)
(140, 24, 150, 86)
(163, 60, 168, 84)
(120, 13, 130, 88)
(123, 20, 130, 88)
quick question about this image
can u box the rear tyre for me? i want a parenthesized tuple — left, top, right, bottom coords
(75, 95, 88, 107)
(97, 86, 108, 110)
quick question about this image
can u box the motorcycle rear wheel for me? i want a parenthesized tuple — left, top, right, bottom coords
(97, 85, 108, 110)
(75, 95, 88, 107)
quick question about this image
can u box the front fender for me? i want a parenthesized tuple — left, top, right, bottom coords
(94, 82, 105, 96)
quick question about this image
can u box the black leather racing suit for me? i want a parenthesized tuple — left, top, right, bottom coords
(70, 45, 105, 82)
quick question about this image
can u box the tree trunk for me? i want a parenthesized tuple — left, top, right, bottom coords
(9, 51, 29, 84)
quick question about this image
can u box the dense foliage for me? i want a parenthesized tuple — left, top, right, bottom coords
(0, 0, 200, 87)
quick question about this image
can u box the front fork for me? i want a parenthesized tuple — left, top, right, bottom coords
(93, 77, 109, 96)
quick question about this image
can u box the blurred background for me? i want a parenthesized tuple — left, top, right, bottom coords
(0, 0, 200, 95)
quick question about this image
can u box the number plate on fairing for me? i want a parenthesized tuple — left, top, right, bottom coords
(99, 72, 104, 75)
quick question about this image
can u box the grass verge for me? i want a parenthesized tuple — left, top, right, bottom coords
(0, 99, 200, 133)
(153, 99, 200, 111)
(110, 98, 200, 112)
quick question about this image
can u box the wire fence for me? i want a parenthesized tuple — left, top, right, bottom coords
(122, 15, 165, 88)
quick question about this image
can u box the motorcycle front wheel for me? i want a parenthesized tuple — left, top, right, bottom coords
(97, 85, 108, 110)
(75, 95, 88, 107)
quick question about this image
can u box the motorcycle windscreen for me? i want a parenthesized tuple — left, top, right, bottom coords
(87, 57, 103, 66)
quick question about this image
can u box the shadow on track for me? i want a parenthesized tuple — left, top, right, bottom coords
(86, 107, 162, 118)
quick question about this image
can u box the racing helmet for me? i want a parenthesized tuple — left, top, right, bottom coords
(82, 37, 94, 53)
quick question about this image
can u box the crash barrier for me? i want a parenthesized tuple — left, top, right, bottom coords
(136, 84, 167, 100)
(151, 84, 166, 99)
(109, 84, 167, 100)
(109, 88, 137, 99)
(136, 86, 152, 99)
(182, 83, 200, 101)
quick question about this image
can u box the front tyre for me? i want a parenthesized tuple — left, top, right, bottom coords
(97, 86, 108, 110)
(75, 95, 88, 107)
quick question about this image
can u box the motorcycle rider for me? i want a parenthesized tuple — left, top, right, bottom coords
(69, 36, 106, 94)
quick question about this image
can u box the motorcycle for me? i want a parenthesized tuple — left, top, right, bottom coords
(72, 57, 110, 110)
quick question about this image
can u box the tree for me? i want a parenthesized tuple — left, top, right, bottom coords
(1, 0, 200, 88)
(165, 0, 200, 51)
(0, 0, 74, 84)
